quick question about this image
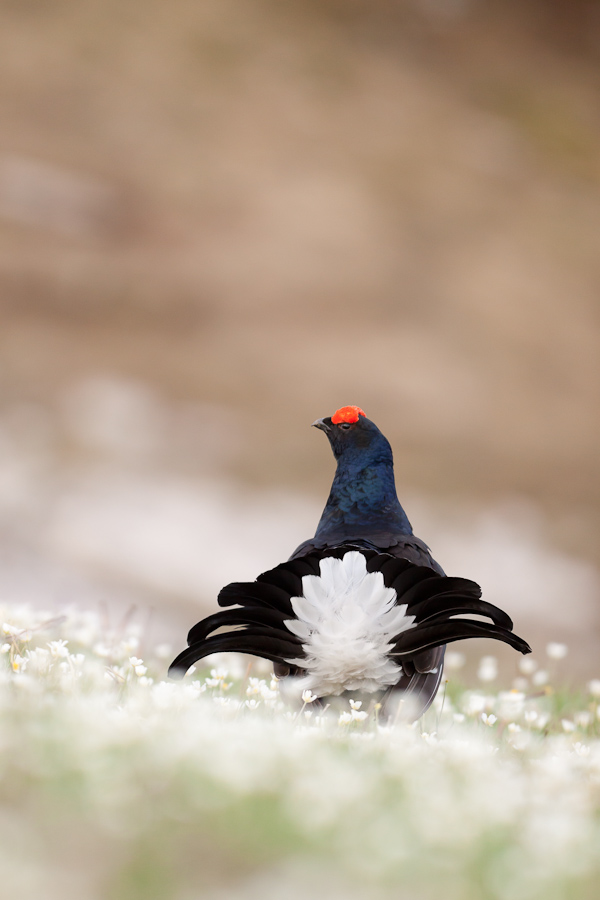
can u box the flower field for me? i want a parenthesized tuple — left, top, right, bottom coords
(1, 606, 599, 900)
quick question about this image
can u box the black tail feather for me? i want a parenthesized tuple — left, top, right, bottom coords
(217, 582, 295, 614)
(399, 576, 482, 609)
(187, 608, 292, 645)
(392, 620, 531, 657)
(408, 597, 513, 630)
(169, 631, 302, 678)
(169, 546, 531, 702)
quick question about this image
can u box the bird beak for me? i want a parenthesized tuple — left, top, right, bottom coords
(312, 418, 330, 433)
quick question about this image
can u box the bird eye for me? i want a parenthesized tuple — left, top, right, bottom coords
(339, 422, 351, 430)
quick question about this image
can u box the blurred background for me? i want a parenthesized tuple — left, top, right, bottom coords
(0, 0, 599, 675)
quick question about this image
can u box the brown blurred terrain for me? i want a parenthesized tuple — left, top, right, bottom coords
(0, 0, 599, 667)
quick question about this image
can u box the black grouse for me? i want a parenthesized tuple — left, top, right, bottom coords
(169, 406, 531, 719)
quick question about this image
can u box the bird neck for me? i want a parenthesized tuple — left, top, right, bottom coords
(314, 450, 413, 540)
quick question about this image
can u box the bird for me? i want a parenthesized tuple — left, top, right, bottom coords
(169, 405, 531, 720)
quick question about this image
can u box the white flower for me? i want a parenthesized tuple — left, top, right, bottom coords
(27, 648, 51, 673)
(546, 642, 568, 660)
(205, 669, 230, 689)
(121, 637, 139, 654)
(464, 692, 487, 715)
(129, 656, 148, 676)
(481, 713, 497, 726)
(154, 644, 172, 660)
(246, 678, 263, 695)
(507, 723, 521, 733)
(574, 711, 591, 728)
(301, 690, 316, 704)
(260, 685, 278, 702)
(347, 698, 367, 721)
(527, 712, 549, 730)
(338, 711, 352, 725)
(477, 656, 498, 683)
(244, 699, 260, 710)
(587, 679, 600, 698)
(213, 696, 232, 707)
(561, 719, 576, 733)
(498, 691, 525, 720)
(48, 640, 69, 659)
(518, 657, 538, 675)
(0, 643, 11, 654)
(210, 668, 228, 680)
(105, 666, 125, 683)
(532, 670, 549, 687)
(2, 623, 20, 635)
(444, 651, 465, 671)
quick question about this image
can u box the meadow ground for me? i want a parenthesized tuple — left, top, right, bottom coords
(0, 605, 598, 900)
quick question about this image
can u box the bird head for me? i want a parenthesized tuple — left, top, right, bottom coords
(312, 406, 390, 461)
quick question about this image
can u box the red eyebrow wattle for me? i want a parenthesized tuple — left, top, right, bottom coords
(331, 406, 366, 424)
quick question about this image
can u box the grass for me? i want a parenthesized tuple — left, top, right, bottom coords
(0, 606, 599, 900)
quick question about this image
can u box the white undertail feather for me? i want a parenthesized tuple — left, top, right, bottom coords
(284, 551, 415, 696)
